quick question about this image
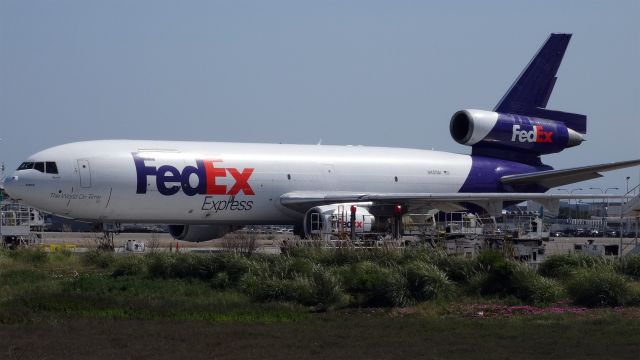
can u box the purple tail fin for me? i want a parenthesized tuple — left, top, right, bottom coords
(493, 33, 586, 134)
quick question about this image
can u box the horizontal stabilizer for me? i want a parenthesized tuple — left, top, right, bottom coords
(500, 159, 640, 188)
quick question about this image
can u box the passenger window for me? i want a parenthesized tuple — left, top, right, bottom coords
(34, 162, 45, 173)
(45, 162, 59, 174)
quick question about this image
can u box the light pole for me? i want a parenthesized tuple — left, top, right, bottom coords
(576, 200, 583, 221)
(557, 188, 570, 219)
(627, 176, 631, 194)
(625, 177, 631, 235)
(0, 137, 3, 181)
(572, 188, 583, 221)
(589, 187, 619, 236)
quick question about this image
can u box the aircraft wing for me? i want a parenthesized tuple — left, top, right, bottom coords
(500, 159, 640, 189)
(280, 191, 620, 217)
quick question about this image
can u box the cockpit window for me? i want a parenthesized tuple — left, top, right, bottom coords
(17, 162, 34, 170)
(34, 162, 45, 173)
(46, 162, 58, 174)
(17, 161, 58, 174)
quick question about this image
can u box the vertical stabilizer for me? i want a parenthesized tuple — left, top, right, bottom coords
(493, 34, 586, 134)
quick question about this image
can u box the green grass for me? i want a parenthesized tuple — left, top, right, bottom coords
(2, 311, 640, 359)
(0, 273, 308, 324)
(3, 247, 640, 327)
(3, 248, 640, 358)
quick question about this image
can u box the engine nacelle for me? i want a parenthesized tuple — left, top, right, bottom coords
(303, 204, 374, 238)
(450, 109, 583, 155)
(168, 224, 239, 242)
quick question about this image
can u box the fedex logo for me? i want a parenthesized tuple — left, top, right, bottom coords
(333, 220, 364, 231)
(133, 153, 255, 196)
(511, 125, 553, 143)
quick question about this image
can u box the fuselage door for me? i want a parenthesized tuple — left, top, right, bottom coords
(78, 159, 91, 188)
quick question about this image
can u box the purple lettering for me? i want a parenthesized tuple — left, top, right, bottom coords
(181, 160, 207, 196)
(133, 152, 157, 194)
(156, 165, 181, 196)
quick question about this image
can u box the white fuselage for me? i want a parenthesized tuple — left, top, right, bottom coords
(5, 140, 473, 224)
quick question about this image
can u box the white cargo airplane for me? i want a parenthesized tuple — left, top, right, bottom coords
(4, 34, 640, 241)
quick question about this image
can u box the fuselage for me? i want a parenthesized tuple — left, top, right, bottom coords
(4, 140, 546, 225)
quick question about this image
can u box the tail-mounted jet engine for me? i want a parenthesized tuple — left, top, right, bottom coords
(450, 109, 583, 155)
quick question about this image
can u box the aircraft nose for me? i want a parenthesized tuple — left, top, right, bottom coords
(3, 174, 22, 200)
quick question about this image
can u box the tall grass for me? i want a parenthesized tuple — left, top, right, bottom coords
(466, 251, 563, 305)
(617, 255, 640, 279)
(538, 254, 616, 279)
(404, 261, 456, 302)
(337, 261, 410, 307)
(83, 249, 116, 269)
(8, 247, 49, 265)
(112, 255, 147, 277)
(3, 247, 640, 315)
(566, 269, 631, 307)
(509, 264, 564, 305)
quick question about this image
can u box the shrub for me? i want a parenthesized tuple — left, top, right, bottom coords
(466, 272, 491, 296)
(0, 268, 48, 286)
(238, 264, 347, 309)
(112, 256, 147, 277)
(464, 251, 561, 304)
(211, 272, 231, 289)
(539, 254, 616, 279)
(617, 255, 640, 279)
(404, 261, 455, 302)
(145, 253, 175, 278)
(219, 253, 256, 282)
(475, 249, 508, 272)
(49, 248, 73, 262)
(10, 248, 49, 265)
(239, 274, 314, 305)
(284, 246, 325, 263)
(169, 253, 204, 278)
(83, 249, 115, 269)
(320, 248, 364, 266)
(274, 256, 316, 278)
(432, 254, 476, 283)
(472, 251, 517, 296)
(538, 255, 580, 278)
(625, 285, 640, 306)
(363, 249, 403, 267)
(399, 248, 433, 265)
(566, 269, 630, 307)
(197, 255, 228, 279)
(337, 261, 410, 307)
(510, 264, 563, 305)
(309, 265, 348, 309)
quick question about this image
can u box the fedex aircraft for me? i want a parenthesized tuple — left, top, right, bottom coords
(4, 34, 640, 241)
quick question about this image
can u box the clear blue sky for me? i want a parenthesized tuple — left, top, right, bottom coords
(1, 0, 639, 193)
